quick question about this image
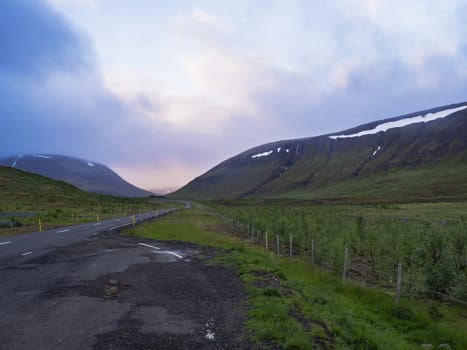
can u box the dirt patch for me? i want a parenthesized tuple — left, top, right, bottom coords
(288, 307, 334, 349)
(251, 270, 296, 296)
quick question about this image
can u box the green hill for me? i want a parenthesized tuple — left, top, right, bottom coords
(173, 102, 467, 202)
(0, 166, 166, 235)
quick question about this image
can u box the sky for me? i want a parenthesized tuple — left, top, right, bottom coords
(2, 0, 467, 193)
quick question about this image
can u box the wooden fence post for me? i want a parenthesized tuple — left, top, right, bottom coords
(342, 247, 348, 283)
(276, 234, 280, 255)
(289, 234, 293, 257)
(265, 232, 268, 249)
(311, 239, 315, 265)
(395, 262, 402, 305)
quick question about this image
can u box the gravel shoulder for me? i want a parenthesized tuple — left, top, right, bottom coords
(0, 232, 250, 350)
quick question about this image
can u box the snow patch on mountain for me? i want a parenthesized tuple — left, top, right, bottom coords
(33, 155, 54, 159)
(330, 105, 467, 139)
(11, 155, 23, 168)
(251, 150, 273, 158)
(372, 146, 381, 156)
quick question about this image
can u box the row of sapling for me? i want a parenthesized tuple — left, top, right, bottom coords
(212, 203, 466, 302)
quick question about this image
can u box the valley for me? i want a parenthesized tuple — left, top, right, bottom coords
(4, 2, 467, 348)
(1, 102, 466, 349)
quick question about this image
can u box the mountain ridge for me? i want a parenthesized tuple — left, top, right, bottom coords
(0, 154, 153, 198)
(172, 101, 467, 201)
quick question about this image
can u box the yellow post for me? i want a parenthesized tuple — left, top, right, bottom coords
(132, 214, 136, 228)
(139, 209, 142, 215)
(97, 214, 100, 222)
(38, 218, 42, 232)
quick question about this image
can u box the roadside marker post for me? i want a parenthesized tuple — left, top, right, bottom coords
(265, 232, 268, 250)
(38, 218, 42, 232)
(132, 214, 136, 228)
(156, 209, 159, 219)
(96, 214, 100, 222)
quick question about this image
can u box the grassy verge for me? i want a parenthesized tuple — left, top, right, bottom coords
(126, 204, 467, 350)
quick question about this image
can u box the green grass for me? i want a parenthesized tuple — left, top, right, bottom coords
(0, 166, 178, 236)
(126, 204, 467, 349)
(277, 162, 467, 203)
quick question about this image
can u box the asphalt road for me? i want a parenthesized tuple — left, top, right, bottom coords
(0, 208, 177, 265)
(0, 204, 249, 350)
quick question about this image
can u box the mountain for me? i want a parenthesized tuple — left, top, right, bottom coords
(0, 155, 153, 198)
(173, 102, 467, 202)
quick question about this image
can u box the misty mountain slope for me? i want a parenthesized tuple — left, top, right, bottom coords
(0, 155, 153, 198)
(173, 102, 467, 201)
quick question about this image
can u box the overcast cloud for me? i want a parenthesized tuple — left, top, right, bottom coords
(1, 0, 467, 191)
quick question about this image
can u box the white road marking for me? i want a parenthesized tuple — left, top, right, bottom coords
(0, 241, 12, 246)
(56, 229, 70, 233)
(138, 242, 160, 250)
(138, 242, 184, 259)
(163, 251, 183, 259)
(21, 251, 32, 256)
(93, 223, 101, 226)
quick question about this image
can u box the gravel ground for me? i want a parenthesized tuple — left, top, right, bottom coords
(0, 232, 251, 350)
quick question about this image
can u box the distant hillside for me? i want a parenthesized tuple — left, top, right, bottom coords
(173, 102, 467, 202)
(0, 155, 153, 198)
(0, 166, 130, 210)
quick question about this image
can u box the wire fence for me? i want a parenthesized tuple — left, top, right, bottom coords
(210, 210, 467, 307)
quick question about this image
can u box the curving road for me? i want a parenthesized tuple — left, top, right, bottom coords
(0, 208, 179, 266)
